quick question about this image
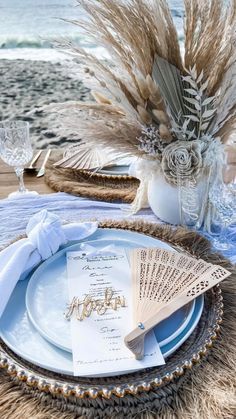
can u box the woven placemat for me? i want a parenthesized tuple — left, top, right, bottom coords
(44, 151, 139, 202)
(0, 220, 235, 419)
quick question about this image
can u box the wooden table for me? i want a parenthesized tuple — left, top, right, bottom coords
(0, 148, 235, 200)
(0, 150, 53, 199)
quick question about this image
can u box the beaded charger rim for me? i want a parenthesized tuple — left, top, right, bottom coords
(76, 168, 135, 181)
(46, 151, 136, 182)
(0, 221, 224, 400)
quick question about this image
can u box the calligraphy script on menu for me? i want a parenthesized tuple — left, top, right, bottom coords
(66, 248, 165, 376)
(64, 287, 126, 321)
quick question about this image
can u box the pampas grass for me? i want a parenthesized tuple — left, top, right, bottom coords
(184, 0, 236, 96)
(52, 0, 236, 156)
(52, 101, 142, 155)
(184, 0, 236, 144)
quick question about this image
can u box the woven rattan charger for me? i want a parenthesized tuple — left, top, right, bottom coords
(1, 219, 235, 419)
(44, 151, 139, 202)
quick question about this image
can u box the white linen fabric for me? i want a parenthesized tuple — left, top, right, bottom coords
(0, 208, 98, 318)
(0, 192, 234, 319)
(0, 193, 158, 248)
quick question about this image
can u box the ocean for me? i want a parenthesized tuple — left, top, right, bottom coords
(0, 0, 184, 61)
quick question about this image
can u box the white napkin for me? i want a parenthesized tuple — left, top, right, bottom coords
(0, 209, 98, 318)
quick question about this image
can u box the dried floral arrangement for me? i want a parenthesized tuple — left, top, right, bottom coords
(54, 0, 236, 196)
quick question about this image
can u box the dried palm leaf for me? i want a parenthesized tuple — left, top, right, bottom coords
(54, 143, 132, 170)
(210, 54, 236, 139)
(152, 55, 186, 123)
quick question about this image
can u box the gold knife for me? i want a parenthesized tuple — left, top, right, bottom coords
(26, 150, 42, 171)
(36, 150, 51, 177)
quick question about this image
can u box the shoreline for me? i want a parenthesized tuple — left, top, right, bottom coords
(0, 47, 110, 62)
(0, 58, 90, 149)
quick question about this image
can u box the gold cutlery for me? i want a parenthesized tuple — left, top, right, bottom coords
(36, 150, 51, 178)
(26, 150, 42, 171)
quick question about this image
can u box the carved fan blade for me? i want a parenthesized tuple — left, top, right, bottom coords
(54, 144, 133, 171)
(125, 247, 231, 359)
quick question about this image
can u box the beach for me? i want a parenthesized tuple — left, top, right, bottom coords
(0, 58, 90, 149)
(0, 0, 184, 150)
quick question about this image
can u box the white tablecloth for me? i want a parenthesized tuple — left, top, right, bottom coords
(0, 193, 159, 248)
(0, 192, 235, 263)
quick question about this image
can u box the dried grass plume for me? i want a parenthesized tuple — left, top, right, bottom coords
(51, 0, 236, 157)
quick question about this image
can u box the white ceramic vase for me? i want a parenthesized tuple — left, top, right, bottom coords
(148, 171, 181, 225)
(148, 170, 210, 226)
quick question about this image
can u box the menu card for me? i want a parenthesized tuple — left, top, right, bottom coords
(66, 247, 165, 376)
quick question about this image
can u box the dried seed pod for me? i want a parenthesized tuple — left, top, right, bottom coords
(146, 74, 159, 95)
(149, 94, 164, 109)
(159, 124, 173, 142)
(135, 75, 151, 100)
(137, 105, 152, 124)
(91, 91, 112, 105)
(152, 110, 169, 124)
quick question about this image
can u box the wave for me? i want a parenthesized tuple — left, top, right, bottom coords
(0, 36, 83, 49)
(0, 35, 184, 51)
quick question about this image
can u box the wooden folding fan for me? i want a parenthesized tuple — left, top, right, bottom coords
(54, 143, 133, 171)
(124, 248, 231, 359)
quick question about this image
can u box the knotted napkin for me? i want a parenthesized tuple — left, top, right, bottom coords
(0, 209, 98, 318)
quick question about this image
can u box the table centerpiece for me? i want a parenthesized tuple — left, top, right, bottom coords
(50, 0, 236, 226)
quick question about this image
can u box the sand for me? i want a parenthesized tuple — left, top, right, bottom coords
(0, 59, 90, 149)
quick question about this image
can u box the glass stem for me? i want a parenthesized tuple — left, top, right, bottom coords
(15, 167, 26, 193)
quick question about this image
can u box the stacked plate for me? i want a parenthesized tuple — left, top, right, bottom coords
(0, 228, 204, 377)
(97, 156, 136, 176)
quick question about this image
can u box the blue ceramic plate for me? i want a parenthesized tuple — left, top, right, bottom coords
(97, 156, 136, 175)
(0, 278, 203, 377)
(98, 165, 130, 175)
(25, 230, 195, 353)
(0, 229, 204, 377)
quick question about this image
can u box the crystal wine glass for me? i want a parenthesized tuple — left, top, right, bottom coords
(0, 121, 38, 198)
(209, 167, 236, 251)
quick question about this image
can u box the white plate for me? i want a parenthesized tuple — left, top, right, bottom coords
(0, 229, 204, 377)
(0, 277, 204, 377)
(26, 232, 195, 353)
(97, 156, 136, 176)
(98, 165, 130, 176)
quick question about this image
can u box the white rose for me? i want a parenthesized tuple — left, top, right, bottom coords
(161, 140, 203, 185)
